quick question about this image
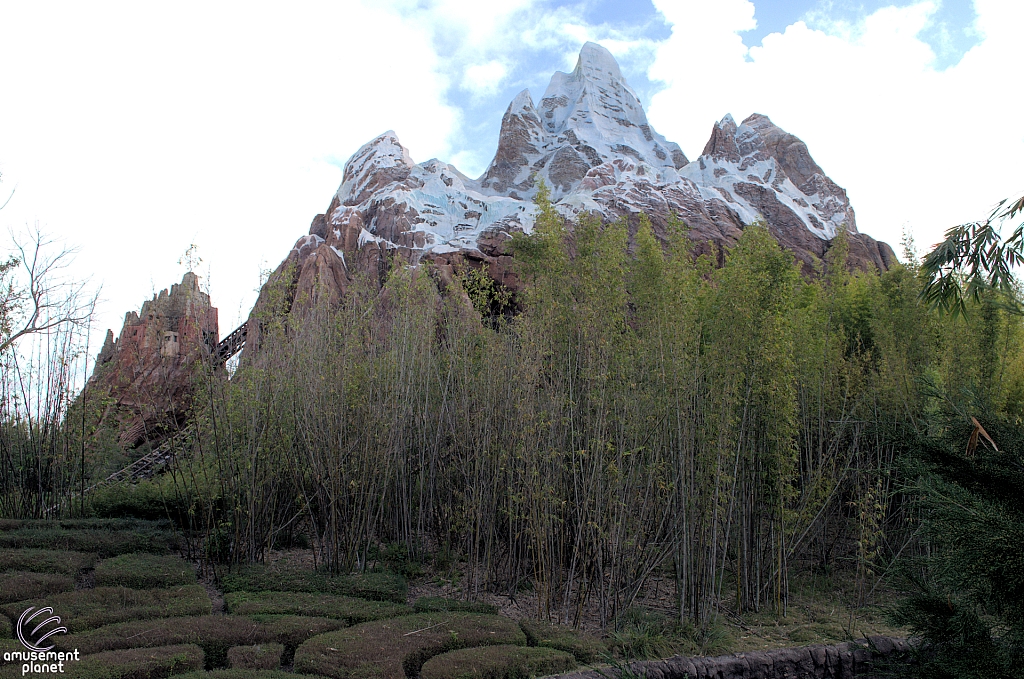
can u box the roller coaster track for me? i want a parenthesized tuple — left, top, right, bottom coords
(86, 431, 189, 492)
(48, 323, 252, 514)
(214, 321, 247, 366)
(84, 321, 249, 495)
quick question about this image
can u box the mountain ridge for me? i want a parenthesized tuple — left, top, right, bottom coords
(248, 42, 895, 351)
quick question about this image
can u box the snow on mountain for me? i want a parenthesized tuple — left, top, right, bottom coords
(249, 41, 894, 337)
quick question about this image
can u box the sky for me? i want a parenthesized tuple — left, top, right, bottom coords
(0, 0, 1020, 355)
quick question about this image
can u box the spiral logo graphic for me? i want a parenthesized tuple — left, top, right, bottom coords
(16, 607, 67, 652)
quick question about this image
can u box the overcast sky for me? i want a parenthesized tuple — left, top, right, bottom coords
(0, 0, 1020, 352)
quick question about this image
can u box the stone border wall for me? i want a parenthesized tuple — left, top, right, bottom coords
(557, 636, 913, 679)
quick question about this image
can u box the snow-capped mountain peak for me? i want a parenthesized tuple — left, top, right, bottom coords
(260, 42, 893, 320)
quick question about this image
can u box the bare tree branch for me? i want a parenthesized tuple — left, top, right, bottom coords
(0, 227, 98, 355)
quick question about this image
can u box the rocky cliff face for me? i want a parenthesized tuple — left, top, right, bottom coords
(250, 42, 894, 344)
(87, 272, 220, 448)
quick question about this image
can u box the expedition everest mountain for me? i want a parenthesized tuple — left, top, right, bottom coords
(249, 42, 894, 345)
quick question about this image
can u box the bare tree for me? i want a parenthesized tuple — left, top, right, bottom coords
(0, 227, 98, 354)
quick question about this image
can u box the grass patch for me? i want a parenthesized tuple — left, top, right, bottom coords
(421, 645, 577, 679)
(0, 614, 9, 638)
(0, 548, 97, 575)
(0, 528, 178, 557)
(94, 554, 196, 589)
(608, 607, 732, 659)
(293, 612, 527, 679)
(1, 585, 211, 632)
(0, 572, 75, 605)
(518, 619, 605, 664)
(225, 591, 411, 623)
(220, 565, 407, 603)
(227, 642, 283, 670)
(414, 597, 498, 615)
(0, 644, 204, 679)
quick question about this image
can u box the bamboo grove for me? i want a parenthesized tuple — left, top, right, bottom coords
(6, 189, 1024, 632)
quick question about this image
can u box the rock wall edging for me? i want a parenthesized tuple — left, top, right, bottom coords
(556, 636, 913, 679)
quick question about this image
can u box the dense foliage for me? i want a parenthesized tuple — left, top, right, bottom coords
(889, 190, 1024, 678)
(892, 414, 1024, 678)
(5, 188, 1024, 643)
(170, 189, 1023, 630)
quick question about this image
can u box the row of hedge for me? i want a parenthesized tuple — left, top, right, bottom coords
(50, 615, 349, 668)
(293, 612, 528, 678)
(0, 571, 75, 605)
(0, 519, 172, 533)
(0, 527, 178, 557)
(225, 591, 411, 623)
(219, 564, 407, 603)
(290, 613, 603, 679)
(0, 585, 211, 632)
(0, 644, 203, 679)
(93, 554, 197, 590)
(0, 548, 97, 575)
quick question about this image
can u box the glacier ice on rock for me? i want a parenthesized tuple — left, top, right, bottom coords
(287, 42, 886, 278)
(243, 41, 895, 355)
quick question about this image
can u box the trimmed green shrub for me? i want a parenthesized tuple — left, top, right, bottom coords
(0, 519, 172, 532)
(421, 645, 578, 679)
(219, 565, 407, 603)
(518, 619, 605, 664)
(94, 554, 196, 589)
(293, 613, 527, 679)
(227, 643, 283, 670)
(0, 572, 75, 605)
(52, 616, 271, 670)
(414, 597, 498, 615)
(0, 644, 203, 679)
(172, 671, 329, 679)
(246, 615, 348, 664)
(0, 548, 98, 575)
(1, 585, 211, 632)
(53, 616, 349, 669)
(0, 613, 10, 638)
(88, 480, 188, 522)
(0, 528, 177, 557)
(225, 591, 410, 623)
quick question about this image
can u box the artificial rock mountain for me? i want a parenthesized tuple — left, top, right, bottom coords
(250, 42, 894, 344)
(87, 273, 220, 448)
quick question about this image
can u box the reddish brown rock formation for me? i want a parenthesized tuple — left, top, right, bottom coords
(87, 272, 220, 448)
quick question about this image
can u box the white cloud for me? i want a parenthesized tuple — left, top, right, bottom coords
(646, 0, 1024, 256)
(0, 0, 460, 341)
(7, 0, 1007, 360)
(463, 61, 509, 96)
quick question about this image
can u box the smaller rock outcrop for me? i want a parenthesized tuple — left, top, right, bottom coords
(85, 272, 220, 448)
